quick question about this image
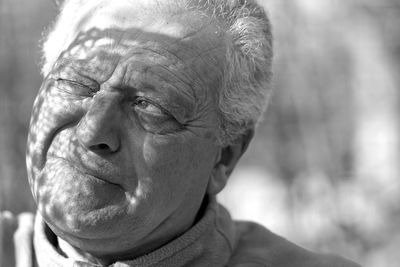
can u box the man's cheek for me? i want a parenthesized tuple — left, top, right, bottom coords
(142, 134, 196, 180)
(27, 85, 85, 167)
(34, 86, 85, 130)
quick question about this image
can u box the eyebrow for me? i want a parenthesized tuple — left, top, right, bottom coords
(51, 57, 95, 76)
(52, 53, 120, 84)
(51, 58, 74, 72)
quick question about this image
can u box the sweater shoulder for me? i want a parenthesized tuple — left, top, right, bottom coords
(0, 211, 35, 267)
(229, 220, 361, 267)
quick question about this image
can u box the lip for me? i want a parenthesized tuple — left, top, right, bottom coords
(47, 154, 121, 186)
(73, 163, 117, 185)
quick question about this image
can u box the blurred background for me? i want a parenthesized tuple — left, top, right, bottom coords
(1, 0, 399, 266)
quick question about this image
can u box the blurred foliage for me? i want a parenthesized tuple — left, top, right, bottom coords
(223, 0, 400, 266)
(1, 0, 400, 266)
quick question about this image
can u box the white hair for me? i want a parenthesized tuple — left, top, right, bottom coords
(41, 0, 273, 145)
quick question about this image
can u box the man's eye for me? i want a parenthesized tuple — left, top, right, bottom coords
(133, 98, 182, 134)
(134, 99, 165, 115)
(55, 78, 98, 96)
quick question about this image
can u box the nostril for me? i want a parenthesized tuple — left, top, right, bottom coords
(86, 142, 119, 154)
(97, 143, 109, 150)
(89, 143, 112, 153)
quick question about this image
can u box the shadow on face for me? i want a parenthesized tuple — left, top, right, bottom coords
(26, 24, 226, 257)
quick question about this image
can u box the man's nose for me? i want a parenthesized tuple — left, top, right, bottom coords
(76, 94, 121, 154)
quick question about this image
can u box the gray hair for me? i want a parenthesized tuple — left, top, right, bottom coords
(41, 0, 273, 145)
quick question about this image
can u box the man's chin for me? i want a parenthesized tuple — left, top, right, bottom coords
(40, 203, 150, 257)
(41, 205, 127, 239)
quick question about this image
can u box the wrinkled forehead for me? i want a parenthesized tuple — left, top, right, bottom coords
(50, 0, 230, 95)
(54, 1, 227, 84)
(77, 0, 209, 37)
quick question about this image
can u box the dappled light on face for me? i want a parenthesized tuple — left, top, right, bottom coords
(25, 24, 224, 242)
(27, 29, 126, 176)
(11, 14, 236, 261)
(26, 28, 136, 233)
(59, 28, 121, 63)
(125, 177, 154, 214)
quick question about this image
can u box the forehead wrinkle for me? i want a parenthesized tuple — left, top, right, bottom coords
(106, 27, 147, 49)
(123, 58, 196, 105)
(181, 43, 225, 76)
(150, 64, 197, 106)
(114, 43, 215, 103)
(62, 13, 225, 107)
(51, 58, 86, 79)
(51, 57, 75, 74)
(117, 45, 198, 98)
(53, 49, 121, 85)
(136, 44, 219, 106)
(104, 28, 127, 52)
(170, 15, 217, 43)
(134, 46, 199, 89)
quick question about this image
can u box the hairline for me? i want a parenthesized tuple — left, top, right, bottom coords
(41, 0, 273, 145)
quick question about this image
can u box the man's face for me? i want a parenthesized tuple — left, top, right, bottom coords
(26, 2, 226, 256)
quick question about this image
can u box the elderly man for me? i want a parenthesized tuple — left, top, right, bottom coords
(0, 0, 360, 266)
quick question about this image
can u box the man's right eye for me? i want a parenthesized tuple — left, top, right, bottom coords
(54, 78, 98, 97)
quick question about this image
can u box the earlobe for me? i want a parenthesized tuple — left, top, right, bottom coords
(207, 163, 227, 196)
(207, 128, 254, 196)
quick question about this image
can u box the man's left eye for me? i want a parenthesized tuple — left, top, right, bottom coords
(133, 97, 182, 134)
(134, 99, 165, 115)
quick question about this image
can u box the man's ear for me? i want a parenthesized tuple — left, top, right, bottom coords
(207, 128, 254, 196)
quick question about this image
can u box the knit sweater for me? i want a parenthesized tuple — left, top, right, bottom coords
(0, 199, 360, 267)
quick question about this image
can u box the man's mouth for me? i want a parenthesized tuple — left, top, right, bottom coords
(47, 154, 121, 186)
